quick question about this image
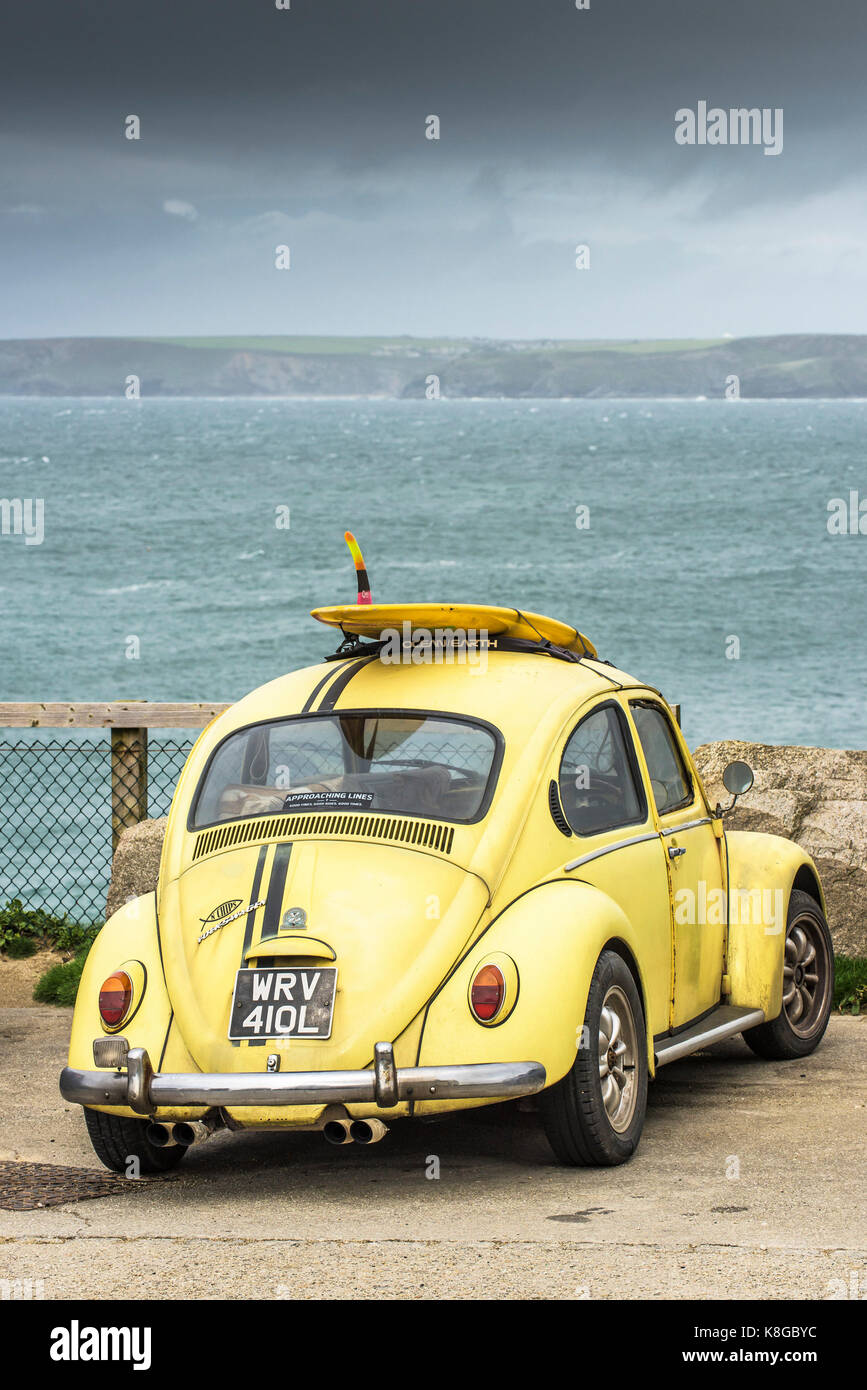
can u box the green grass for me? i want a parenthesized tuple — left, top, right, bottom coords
(32, 949, 90, 1007)
(834, 955, 867, 1015)
(4, 935, 39, 959)
(1, 899, 100, 1007)
(0, 898, 100, 1008)
(541, 338, 728, 354)
(138, 335, 468, 355)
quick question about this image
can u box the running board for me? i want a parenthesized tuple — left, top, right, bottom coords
(654, 1005, 765, 1067)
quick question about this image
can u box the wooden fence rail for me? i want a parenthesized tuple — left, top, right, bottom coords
(0, 702, 230, 729)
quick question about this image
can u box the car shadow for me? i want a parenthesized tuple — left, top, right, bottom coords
(165, 1099, 555, 1184)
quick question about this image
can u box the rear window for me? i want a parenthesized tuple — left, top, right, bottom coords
(191, 712, 501, 828)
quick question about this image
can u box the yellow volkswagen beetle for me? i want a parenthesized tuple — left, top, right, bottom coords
(61, 600, 833, 1172)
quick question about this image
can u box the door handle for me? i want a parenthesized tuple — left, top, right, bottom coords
(668, 845, 686, 859)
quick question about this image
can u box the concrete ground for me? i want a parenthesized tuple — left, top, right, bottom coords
(0, 1005, 864, 1300)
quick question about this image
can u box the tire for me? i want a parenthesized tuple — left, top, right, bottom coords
(540, 949, 648, 1166)
(84, 1107, 187, 1175)
(743, 889, 834, 1061)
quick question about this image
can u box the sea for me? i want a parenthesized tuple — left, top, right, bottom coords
(2, 395, 864, 916)
(2, 395, 864, 749)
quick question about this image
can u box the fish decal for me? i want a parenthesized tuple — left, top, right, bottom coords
(197, 899, 265, 944)
(200, 899, 243, 927)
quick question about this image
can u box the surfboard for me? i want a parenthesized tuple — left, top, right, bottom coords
(310, 603, 598, 658)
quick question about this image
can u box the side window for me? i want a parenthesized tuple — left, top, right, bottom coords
(558, 703, 646, 836)
(630, 702, 693, 814)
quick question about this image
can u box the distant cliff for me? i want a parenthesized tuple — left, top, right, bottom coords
(2, 334, 867, 398)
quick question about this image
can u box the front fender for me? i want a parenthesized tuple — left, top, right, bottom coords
(415, 878, 655, 1113)
(725, 830, 825, 1020)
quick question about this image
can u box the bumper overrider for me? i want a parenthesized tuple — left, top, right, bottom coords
(59, 1040, 547, 1114)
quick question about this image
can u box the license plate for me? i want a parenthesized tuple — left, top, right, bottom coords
(228, 967, 337, 1041)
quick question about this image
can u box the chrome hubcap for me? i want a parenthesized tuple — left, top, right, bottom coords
(598, 985, 638, 1133)
(783, 914, 830, 1037)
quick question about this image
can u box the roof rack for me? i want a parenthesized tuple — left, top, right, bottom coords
(326, 631, 596, 666)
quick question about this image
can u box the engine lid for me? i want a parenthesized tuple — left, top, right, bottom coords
(158, 837, 488, 1074)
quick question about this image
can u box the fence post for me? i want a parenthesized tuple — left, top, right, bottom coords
(110, 727, 148, 851)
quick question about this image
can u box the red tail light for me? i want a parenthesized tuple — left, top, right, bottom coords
(99, 971, 133, 1027)
(470, 964, 506, 1022)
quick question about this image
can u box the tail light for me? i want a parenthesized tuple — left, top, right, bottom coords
(99, 971, 134, 1028)
(470, 964, 506, 1022)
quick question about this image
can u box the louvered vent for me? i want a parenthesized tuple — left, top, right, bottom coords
(192, 812, 455, 862)
(548, 780, 573, 837)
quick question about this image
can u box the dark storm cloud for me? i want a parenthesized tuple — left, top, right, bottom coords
(1, 1, 866, 336)
(3, 2, 863, 161)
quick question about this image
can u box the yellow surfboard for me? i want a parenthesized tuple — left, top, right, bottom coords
(311, 603, 597, 658)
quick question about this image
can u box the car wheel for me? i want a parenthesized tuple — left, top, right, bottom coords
(83, 1107, 188, 1175)
(743, 889, 834, 1061)
(540, 949, 648, 1166)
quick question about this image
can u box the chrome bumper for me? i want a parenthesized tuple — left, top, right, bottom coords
(59, 1042, 546, 1114)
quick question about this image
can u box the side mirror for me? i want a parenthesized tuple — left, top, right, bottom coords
(717, 759, 754, 815)
(722, 760, 754, 796)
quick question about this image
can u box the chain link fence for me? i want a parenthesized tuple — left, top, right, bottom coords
(0, 736, 194, 923)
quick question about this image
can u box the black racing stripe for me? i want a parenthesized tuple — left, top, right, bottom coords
(262, 842, 293, 937)
(242, 845, 269, 956)
(317, 655, 376, 712)
(248, 842, 293, 1048)
(302, 662, 350, 713)
(233, 844, 269, 1048)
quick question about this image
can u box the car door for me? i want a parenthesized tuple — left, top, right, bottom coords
(627, 698, 725, 1029)
(557, 699, 673, 1039)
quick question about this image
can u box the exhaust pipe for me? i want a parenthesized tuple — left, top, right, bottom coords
(349, 1118, 389, 1145)
(323, 1119, 354, 1146)
(171, 1119, 218, 1147)
(146, 1121, 178, 1148)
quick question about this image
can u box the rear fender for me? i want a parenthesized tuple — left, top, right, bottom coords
(415, 878, 655, 1113)
(67, 893, 204, 1120)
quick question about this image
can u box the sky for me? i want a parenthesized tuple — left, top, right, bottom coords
(1, 0, 866, 340)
